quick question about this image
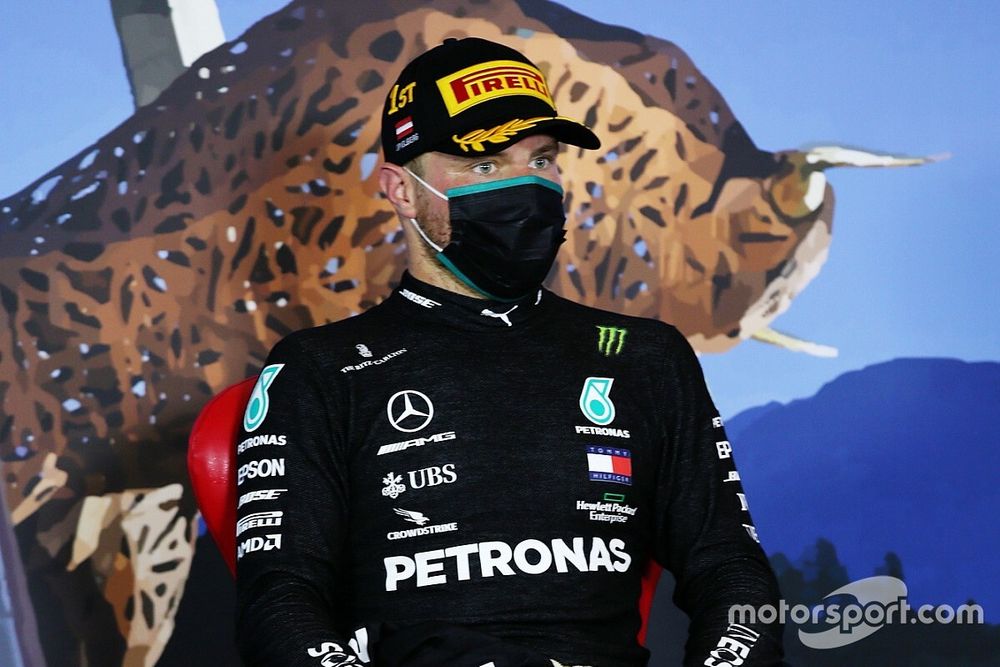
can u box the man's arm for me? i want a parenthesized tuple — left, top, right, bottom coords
(235, 335, 364, 666)
(652, 325, 784, 666)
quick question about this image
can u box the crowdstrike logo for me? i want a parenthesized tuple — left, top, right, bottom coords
(387, 390, 434, 432)
(387, 508, 458, 541)
(384, 536, 631, 591)
(393, 508, 429, 525)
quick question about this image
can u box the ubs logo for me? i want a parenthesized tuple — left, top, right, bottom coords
(387, 390, 434, 433)
(380, 465, 458, 499)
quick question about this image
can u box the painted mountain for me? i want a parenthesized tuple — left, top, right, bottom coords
(727, 357, 1000, 622)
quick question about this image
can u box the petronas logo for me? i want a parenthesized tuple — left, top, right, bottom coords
(596, 326, 627, 356)
(579, 377, 616, 426)
(243, 364, 284, 433)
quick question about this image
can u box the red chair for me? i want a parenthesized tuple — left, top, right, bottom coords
(187, 376, 663, 643)
(188, 377, 257, 576)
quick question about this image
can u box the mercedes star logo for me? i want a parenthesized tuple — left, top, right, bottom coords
(387, 389, 434, 433)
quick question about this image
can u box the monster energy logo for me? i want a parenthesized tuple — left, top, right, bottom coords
(596, 326, 627, 356)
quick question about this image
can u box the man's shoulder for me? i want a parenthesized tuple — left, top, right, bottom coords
(271, 297, 399, 357)
(543, 290, 684, 342)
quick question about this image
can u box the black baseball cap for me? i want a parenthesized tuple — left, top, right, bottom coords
(381, 37, 601, 165)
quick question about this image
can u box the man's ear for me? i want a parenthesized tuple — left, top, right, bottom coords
(379, 163, 418, 218)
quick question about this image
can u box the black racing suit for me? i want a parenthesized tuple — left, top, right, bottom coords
(234, 271, 784, 667)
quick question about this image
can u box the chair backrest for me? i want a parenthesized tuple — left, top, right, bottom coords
(187, 376, 257, 576)
(637, 560, 663, 646)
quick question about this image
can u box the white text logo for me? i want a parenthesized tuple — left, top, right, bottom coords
(388, 508, 459, 542)
(341, 348, 407, 373)
(377, 430, 456, 456)
(409, 464, 457, 490)
(576, 499, 637, 524)
(237, 533, 281, 559)
(703, 623, 760, 667)
(728, 576, 984, 651)
(237, 488, 287, 509)
(237, 433, 287, 454)
(306, 641, 359, 666)
(236, 511, 283, 537)
(400, 288, 441, 308)
(384, 536, 631, 591)
(237, 458, 285, 486)
(575, 425, 630, 439)
(381, 465, 458, 498)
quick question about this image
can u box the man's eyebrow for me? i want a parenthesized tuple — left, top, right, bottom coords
(448, 153, 507, 168)
(531, 140, 559, 156)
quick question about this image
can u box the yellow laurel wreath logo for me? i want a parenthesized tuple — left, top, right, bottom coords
(451, 116, 553, 153)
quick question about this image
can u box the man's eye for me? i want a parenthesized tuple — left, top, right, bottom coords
(472, 162, 496, 175)
(531, 156, 553, 169)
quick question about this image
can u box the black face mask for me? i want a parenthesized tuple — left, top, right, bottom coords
(407, 173, 567, 301)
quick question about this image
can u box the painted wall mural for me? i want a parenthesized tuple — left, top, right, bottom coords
(0, 1, 996, 665)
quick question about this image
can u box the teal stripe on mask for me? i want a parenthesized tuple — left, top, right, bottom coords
(445, 175, 563, 199)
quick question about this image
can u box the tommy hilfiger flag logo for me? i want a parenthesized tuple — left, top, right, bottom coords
(586, 445, 632, 485)
(596, 326, 627, 356)
(395, 116, 414, 138)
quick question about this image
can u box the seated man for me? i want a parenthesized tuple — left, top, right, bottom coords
(234, 36, 784, 667)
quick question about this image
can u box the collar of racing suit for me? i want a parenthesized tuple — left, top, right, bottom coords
(391, 270, 549, 331)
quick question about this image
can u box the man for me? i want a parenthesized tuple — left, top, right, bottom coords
(235, 37, 784, 667)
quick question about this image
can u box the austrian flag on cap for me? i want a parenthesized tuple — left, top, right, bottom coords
(395, 116, 414, 139)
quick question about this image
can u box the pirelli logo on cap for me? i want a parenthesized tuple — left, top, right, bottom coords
(437, 59, 555, 116)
